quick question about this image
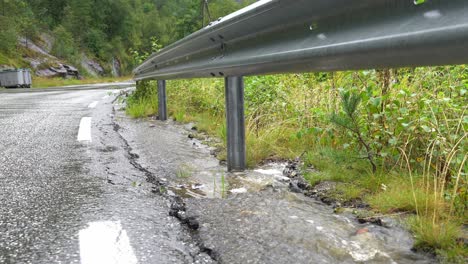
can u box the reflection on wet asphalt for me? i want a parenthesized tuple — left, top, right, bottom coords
(0, 86, 211, 263)
(0, 85, 436, 264)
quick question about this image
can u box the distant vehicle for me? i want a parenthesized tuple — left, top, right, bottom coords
(0, 69, 32, 88)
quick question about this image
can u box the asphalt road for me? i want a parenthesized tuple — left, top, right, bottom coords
(0, 84, 212, 264)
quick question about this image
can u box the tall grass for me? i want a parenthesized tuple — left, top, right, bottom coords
(127, 66, 467, 259)
(126, 96, 157, 118)
(394, 110, 467, 262)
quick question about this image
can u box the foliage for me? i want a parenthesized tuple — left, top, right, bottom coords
(331, 90, 377, 172)
(129, 37, 163, 66)
(127, 65, 467, 259)
(126, 80, 158, 118)
(1, 0, 253, 74)
(51, 26, 78, 61)
(0, 17, 19, 55)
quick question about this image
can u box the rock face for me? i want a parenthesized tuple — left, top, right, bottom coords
(39, 33, 54, 53)
(18, 36, 81, 79)
(18, 37, 52, 57)
(88, 60, 104, 75)
(36, 64, 79, 79)
(7, 35, 115, 79)
(81, 54, 104, 77)
(111, 57, 121, 77)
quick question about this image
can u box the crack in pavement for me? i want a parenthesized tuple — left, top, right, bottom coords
(112, 121, 161, 186)
(110, 106, 218, 263)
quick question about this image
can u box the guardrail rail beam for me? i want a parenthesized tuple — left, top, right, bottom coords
(134, 0, 468, 172)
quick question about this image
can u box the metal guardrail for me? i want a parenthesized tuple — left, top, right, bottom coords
(134, 0, 468, 80)
(134, 0, 468, 171)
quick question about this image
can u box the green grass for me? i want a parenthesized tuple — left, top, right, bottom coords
(408, 216, 461, 250)
(0, 53, 26, 68)
(333, 183, 365, 201)
(175, 164, 193, 179)
(436, 243, 468, 264)
(366, 177, 440, 214)
(221, 173, 227, 198)
(302, 147, 370, 185)
(126, 73, 467, 260)
(32, 76, 131, 88)
(408, 216, 467, 264)
(126, 97, 157, 118)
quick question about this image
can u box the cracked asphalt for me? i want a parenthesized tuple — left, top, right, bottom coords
(0, 85, 212, 264)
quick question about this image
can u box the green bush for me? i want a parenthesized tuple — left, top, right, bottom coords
(0, 17, 18, 55)
(51, 25, 78, 61)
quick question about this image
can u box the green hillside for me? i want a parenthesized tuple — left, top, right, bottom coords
(0, 0, 253, 75)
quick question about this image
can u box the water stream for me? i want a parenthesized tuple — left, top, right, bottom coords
(114, 106, 435, 263)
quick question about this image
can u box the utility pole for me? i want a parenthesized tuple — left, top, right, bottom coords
(201, 0, 211, 27)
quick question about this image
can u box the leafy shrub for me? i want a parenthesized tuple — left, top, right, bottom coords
(51, 25, 78, 61)
(0, 17, 18, 55)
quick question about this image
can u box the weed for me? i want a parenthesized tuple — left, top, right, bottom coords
(408, 215, 460, 252)
(173, 110, 186, 122)
(436, 243, 468, 264)
(366, 177, 439, 214)
(159, 186, 167, 194)
(176, 165, 192, 179)
(334, 183, 364, 201)
(126, 97, 157, 118)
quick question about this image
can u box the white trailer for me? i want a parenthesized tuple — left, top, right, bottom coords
(0, 69, 32, 88)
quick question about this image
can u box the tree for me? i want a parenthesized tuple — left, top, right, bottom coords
(331, 90, 378, 173)
(63, 0, 92, 44)
(51, 25, 78, 60)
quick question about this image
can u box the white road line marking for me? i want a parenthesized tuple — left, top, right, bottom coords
(77, 117, 92, 142)
(79, 221, 137, 264)
(88, 101, 99, 108)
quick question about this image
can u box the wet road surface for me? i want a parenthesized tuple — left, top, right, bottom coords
(0, 84, 435, 264)
(0, 84, 212, 263)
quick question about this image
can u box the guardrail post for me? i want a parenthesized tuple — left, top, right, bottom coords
(158, 80, 167, 121)
(225, 76, 246, 171)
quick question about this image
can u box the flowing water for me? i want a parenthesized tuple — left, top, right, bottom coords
(114, 106, 435, 264)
